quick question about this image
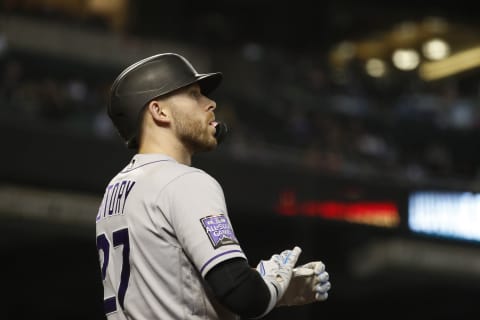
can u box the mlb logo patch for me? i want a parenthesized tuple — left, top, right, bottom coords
(200, 214, 239, 249)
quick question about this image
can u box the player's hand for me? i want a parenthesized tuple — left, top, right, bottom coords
(277, 261, 331, 306)
(254, 246, 302, 318)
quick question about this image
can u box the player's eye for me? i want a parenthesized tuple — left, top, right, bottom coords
(190, 89, 202, 99)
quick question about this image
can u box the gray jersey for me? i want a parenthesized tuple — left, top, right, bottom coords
(95, 154, 247, 320)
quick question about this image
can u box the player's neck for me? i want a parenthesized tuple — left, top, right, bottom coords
(138, 141, 192, 166)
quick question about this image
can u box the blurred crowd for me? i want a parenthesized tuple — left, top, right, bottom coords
(2, 49, 480, 187)
(213, 46, 480, 186)
(0, 54, 114, 137)
(2, 3, 480, 187)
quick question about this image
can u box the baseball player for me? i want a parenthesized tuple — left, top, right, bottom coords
(95, 53, 331, 319)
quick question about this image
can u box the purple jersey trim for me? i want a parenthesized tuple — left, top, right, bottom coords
(200, 249, 244, 275)
(121, 160, 170, 173)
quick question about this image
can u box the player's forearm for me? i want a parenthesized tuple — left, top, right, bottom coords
(205, 258, 271, 318)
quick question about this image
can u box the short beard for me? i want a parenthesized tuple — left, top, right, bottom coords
(173, 110, 217, 153)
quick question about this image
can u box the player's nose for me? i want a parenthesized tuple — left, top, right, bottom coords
(206, 98, 216, 112)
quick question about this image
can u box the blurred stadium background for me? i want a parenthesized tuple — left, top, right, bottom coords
(1, 0, 480, 319)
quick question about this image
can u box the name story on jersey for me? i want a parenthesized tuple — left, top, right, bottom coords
(96, 179, 136, 222)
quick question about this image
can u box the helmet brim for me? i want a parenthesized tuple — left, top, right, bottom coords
(196, 72, 223, 96)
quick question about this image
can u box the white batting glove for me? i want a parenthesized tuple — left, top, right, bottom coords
(278, 261, 331, 306)
(254, 246, 302, 318)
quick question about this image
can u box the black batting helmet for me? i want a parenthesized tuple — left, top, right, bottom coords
(108, 52, 223, 149)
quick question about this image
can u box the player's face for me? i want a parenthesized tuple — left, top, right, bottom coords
(169, 83, 218, 153)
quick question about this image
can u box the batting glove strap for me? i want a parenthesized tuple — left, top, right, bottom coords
(252, 246, 302, 319)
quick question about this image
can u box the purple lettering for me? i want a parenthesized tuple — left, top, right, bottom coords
(108, 183, 120, 216)
(122, 181, 136, 213)
(115, 181, 127, 214)
(103, 185, 114, 217)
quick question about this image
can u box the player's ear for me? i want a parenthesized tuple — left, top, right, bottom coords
(147, 100, 170, 124)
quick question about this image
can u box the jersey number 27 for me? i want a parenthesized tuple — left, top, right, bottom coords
(96, 228, 131, 315)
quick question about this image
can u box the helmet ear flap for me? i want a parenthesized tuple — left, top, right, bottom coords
(125, 103, 148, 150)
(126, 137, 139, 149)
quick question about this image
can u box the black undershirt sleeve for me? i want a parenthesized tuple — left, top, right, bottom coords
(205, 257, 271, 318)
